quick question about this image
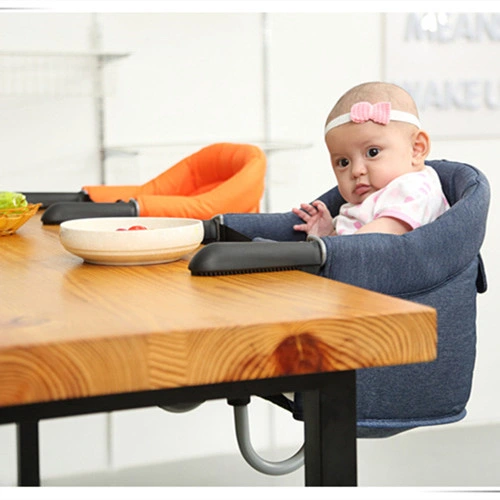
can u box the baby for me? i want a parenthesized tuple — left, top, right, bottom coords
(292, 81, 450, 237)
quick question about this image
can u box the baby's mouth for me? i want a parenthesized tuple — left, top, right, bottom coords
(354, 184, 371, 196)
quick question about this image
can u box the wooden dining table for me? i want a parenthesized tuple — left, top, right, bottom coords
(0, 213, 437, 486)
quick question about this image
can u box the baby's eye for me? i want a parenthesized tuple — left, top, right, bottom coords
(366, 147, 380, 158)
(336, 158, 350, 168)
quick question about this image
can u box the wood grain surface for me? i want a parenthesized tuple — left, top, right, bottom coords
(0, 214, 437, 407)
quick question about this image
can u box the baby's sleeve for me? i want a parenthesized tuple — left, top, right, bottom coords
(372, 170, 450, 229)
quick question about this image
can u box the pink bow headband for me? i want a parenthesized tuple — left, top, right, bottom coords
(324, 101, 421, 135)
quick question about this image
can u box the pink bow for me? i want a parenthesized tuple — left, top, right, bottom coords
(350, 102, 391, 125)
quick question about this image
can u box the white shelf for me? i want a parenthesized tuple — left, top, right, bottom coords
(0, 51, 130, 97)
(0, 50, 129, 61)
(105, 141, 312, 158)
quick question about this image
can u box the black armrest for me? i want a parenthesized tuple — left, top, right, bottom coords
(189, 237, 326, 276)
(24, 191, 91, 208)
(41, 200, 138, 225)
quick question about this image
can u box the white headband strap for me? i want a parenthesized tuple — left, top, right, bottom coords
(324, 103, 421, 136)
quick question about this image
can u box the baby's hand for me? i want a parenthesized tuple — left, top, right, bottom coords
(292, 200, 335, 237)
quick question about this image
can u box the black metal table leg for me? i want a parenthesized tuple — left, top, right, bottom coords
(16, 420, 41, 486)
(2, 371, 352, 487)
(302, 370, 357, 486)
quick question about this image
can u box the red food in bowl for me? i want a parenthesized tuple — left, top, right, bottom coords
(116, 225, 149, 231)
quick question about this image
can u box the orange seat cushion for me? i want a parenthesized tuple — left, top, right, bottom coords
(83, 143, 266, 219)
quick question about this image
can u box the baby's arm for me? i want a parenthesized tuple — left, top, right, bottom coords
(292, 200, 336, 237)
(355, 216, 412, 235)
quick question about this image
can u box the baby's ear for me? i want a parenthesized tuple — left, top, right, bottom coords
(412, 130, 431, 165)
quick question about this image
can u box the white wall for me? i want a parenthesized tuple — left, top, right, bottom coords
(0, 10, 499, 487)
(0, 13, 102, 190)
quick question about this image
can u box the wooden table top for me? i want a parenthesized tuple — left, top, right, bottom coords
(0, 214, 437, 407)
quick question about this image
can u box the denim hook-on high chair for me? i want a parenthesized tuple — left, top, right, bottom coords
(184, 158, 490, 476)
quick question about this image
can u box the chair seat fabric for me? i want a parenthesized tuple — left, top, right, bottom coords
(222, 159, 490, 437)
(83, 143, 267, 219)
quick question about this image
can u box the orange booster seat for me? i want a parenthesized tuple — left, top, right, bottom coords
(25, 143, 267, 224)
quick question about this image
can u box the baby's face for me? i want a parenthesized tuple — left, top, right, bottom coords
(325, 120, 423, 205)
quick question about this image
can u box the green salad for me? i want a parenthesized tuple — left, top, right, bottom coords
(0, 192, 28, 210)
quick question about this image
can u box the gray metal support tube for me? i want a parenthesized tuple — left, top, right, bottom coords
(233, 404, 304, 476)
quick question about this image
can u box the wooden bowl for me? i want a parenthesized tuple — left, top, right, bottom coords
(0, 203, 41, 236)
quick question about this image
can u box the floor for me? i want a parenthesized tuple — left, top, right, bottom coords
(42, 421, 500, 488)
(44, 450, 304, 487)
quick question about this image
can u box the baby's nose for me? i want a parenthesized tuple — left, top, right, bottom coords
(351, 161, 367, 177)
